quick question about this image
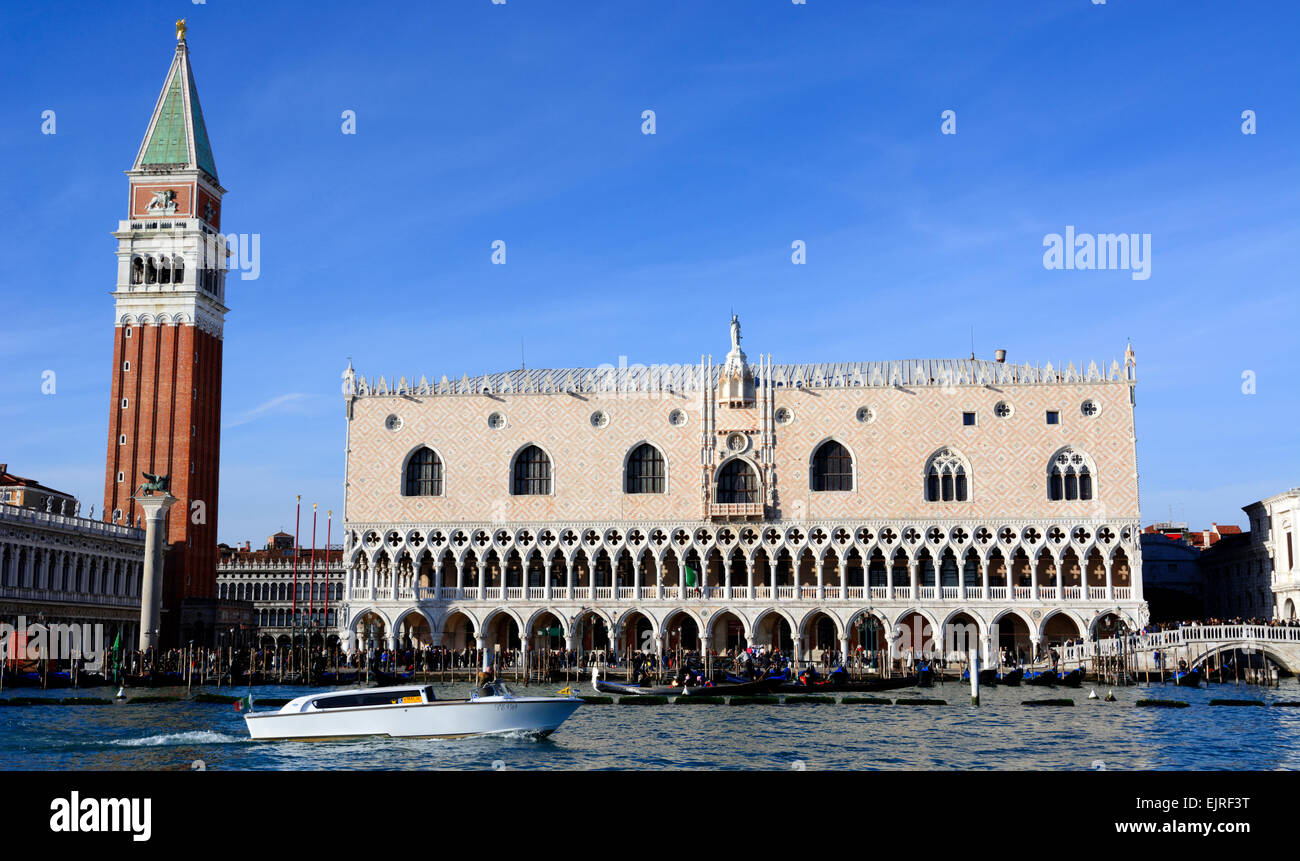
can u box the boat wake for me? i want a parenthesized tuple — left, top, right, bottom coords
(108, 731, 248, 748)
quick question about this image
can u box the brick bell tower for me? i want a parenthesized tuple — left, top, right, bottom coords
(103, 20, 227, 647)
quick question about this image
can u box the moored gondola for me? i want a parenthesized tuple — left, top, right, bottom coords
(776, 674, 920, 694)
(997, 668, 1024, 686)
(678, 678, 777, 697)
(1056, 668, 1083, 688)
(961, 669, 1000, 686)
(371, 668, 417, 687)
(1174, 669, 1203, 688)
(1025, 669, 1056, 686)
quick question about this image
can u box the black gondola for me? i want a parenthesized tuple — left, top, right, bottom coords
(1025, 669, 1056, 687)
(776, 674, 920, 694)
(997, 668, 1023, 686)
(916, 666, 935, 688)
(1056, 668, 1083, 687)
(961, 669, 1000, 686)
(371, 668, 416, 687)
(594, 679, 682, 696)
(1174, 670, 1203, 688)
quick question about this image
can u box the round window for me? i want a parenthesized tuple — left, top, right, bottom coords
(590, 410, 609, 429)
(668, 409, 687, 427)
(774, 407, 793, 425)
(384, 414, 402, 431)
(994, 401, 1013, 419)
(856, 405, 876, 424)
(487, 412, 506, 430)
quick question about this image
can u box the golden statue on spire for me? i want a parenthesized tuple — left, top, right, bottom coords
(176, 18, 187, 41)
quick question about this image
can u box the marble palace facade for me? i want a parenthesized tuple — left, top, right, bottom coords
(338, 320, 1147, 664)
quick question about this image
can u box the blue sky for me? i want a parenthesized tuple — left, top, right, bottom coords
(1, 1, 1296, 544)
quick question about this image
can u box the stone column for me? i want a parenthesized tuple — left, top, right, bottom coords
(1105, 556, 1114, 602)
(478, 562, 488, 602)
(840, 559, 849, 601)
(981, 556, 990, 600)
(724, 558, 733, 600)
(909, 558, 919, 597)
(816, 557, 824, 601)
(134, 492, 177, 652)
(747, 555, 755, 599)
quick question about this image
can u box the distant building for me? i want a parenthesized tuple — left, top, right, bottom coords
(0, 464, 78, 515)
(0, 467, 145, 642)
(216, 542, 344, 648)
(1198, 490, 1299, 620)
(1139, 532, 1204, 621)
(1142, 521, 1241, 551)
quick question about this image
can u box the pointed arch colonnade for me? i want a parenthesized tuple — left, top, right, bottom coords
(338, 517, 1146, 663)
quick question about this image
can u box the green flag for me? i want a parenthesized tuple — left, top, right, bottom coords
(684, 565, 697, 587)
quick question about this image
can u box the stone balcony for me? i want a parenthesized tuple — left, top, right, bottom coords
(349, 584, 1133, 605)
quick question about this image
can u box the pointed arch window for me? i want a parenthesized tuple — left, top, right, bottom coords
(717, 459, 758, 504)
(1048, 448, 1094, 501)
(811, 440, 854, 491)
(512, 445, 552, 495)
(625, 443, 665, 494)
(403, 447, 443, 496)
(924, 448, 969, 502)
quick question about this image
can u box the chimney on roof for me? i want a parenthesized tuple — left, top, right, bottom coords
(994, 350, 1006, 363)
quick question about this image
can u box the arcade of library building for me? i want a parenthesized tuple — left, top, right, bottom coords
(337, 319, 1147, 664)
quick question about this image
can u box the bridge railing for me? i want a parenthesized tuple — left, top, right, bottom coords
(1059, 625, 1300, 666)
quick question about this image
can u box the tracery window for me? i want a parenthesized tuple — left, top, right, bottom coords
(924, 448, 969, 502)
(716, 459, 758, 504)
(811, 441, 853, 492)
(1048, 448, 1094, 501)
(625, 443, 665, 494)
(403, 447, 443, 496)
(512, 445, 552, 495)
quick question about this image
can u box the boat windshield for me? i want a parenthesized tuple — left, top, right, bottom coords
(476, 680, 516, 699)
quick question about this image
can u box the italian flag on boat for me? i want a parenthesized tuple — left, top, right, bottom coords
(235, 694, 254, 713)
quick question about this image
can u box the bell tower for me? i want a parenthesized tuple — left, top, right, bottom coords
(103, 21, 227, 645)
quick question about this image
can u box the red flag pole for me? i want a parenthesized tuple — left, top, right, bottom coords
(292, 495, 300, 623)
(324, 509, 332, 627)
(309, 503, 318, 626)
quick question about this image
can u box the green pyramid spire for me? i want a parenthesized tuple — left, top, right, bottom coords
(135, 33, 218, 181)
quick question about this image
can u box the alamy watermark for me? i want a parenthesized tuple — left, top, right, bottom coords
(0, 617, 106, 672)
(1043, 226, 1151, 281)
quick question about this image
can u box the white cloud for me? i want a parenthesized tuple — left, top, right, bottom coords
(224, 393, 314, 429)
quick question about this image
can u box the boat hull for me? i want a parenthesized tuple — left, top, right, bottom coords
(244, 696, 582, 741)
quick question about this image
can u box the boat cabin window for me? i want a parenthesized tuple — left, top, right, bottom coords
(311, 688, 425, 710)
(423, 686, 437, 702)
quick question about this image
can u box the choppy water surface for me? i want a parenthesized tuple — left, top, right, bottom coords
(2, 680, 1298, 770)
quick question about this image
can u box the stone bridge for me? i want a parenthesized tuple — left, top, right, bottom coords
(1060, 624, 1300, 673)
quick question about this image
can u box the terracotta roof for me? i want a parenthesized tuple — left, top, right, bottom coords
(0, 465, 73, 498)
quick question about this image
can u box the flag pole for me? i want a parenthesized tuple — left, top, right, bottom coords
(309, 503, 318, 626)
(324, 508, 332, 633)
(292, 495, 301, 624)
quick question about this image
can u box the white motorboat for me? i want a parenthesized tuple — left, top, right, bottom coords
(242, 681, 582, 741)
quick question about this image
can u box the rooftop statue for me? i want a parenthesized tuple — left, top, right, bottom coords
(730, 314, 742, 351)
